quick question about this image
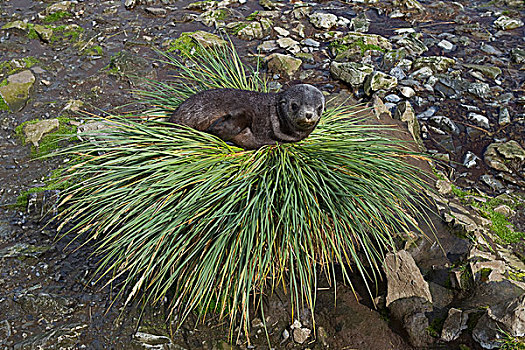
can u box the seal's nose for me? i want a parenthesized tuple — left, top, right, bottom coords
(305, 112, 314, 120)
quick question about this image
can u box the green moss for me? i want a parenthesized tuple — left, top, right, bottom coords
(13, 167, 73, 209)
(27, 23, 39, 40)
(22, 56, 40, 68)
(84, 45, 103, 56)
(231, 22, 249, 35)
(245, 11, 260, 21)
(16, 117, 77, 157)
(43, 11, 71, 23)
(165, 33, 196, 55)
(51, 24, 84, 42)
(0, 97, 9, 111)
(426, 316, 445, 338)
(330, 37, 386, 57)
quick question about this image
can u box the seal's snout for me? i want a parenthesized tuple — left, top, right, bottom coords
(305, 112, 314, 120)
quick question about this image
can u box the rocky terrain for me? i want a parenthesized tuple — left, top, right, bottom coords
(0, 0, 524, 349)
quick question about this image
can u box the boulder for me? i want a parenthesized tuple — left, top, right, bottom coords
(0, 70, 36, 112)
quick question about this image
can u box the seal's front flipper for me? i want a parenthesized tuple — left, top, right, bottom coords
(206, 109, 253, 141)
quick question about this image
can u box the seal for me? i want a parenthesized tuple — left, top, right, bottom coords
(168, 84, 325, 149)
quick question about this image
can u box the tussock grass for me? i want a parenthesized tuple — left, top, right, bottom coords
(54, 37, 434, 339)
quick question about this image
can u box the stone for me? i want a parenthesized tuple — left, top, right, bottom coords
(309, 12, 338, 29)
(364, 71, 398, 95)
(277, 37, 300, 54)
(394, 100, 422, 146)
(266, 53, 302, 78)
(370, 95, 392, 119)
(178, 32, 226, 49)
(428, 116, 460, 135)
(435, 179, 452, 195)
(23, 119, 60, 147)
(382, 49, 407, 70)
(493, 205, 514, 218)
(412, 56, 455, 73)
(274, 27, 289, 36)
(339, 32, 392, 51)
(13, 323, 88, 349)
(258, 40, 278, 53)
(484, 141, 525, 172)
(301, 38, 320, 47)
(438, 39, 454, 51)
(480, 43, 502, 56)
(493, 16, 524, 30)
(472, 313, 501, 349)
(45, 1, 75, 15)
(463, 151, 479, 168)
(293, 327, 311, 344)
(393, 0, 425, 11)
(330, 61, 373, 87)
(467, 82, 491, 99)
(385, 94, 401, 103)
(409, 67, 433, 80)
(480, 174, 504, 191)
(63, 99, 84, 112)
(398, 86, 415, 98)
(498, 107, 510, 125)
(468, 113, 490, 129)
(397, 35, 428, 55)
(1, 20, 28, 31)
(33, 24, 53, 43)
(350, 13, 370, 32)
(464, 64, 502, 80)
(133, 331, 174, 348)
(383, 250, 432, 307)
(0, 70, 36, 112)
(511, 48, 525, 64)
(145, 7, 167, 16)
(441, 308, 468, 342)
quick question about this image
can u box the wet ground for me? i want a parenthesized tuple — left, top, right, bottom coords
(0, 0, 524, 348)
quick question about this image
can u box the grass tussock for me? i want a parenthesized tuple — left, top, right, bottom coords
(53, 37, 434, 338)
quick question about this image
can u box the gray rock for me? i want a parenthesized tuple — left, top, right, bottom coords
(229, 20, 272, 40)
(385, 94, 401, 103)
(330, 61, 373, 87)
(472, 313, 501, 349)
(393, 0, 425, 11)
(480, 174, 504, 191)
(266, 53, 302, 78)
(467, 82, 491, 99)
(383, 250, 432, 306)
(13, 323, 88, 350)
(412, 56, 455, 73)
(277, 37, 300, 54)
(394, 100, 422, 146)
(397, 35, 428, 55)
(389, 66, 407, 80)
(0, 70, 36, 112)
(274, 27, 290, 36)
(2, 20, 29, 32)
(16, 293, 76, 321)
(145, 7, 167, 16)
(364, 71, 398, 95)
(293, 327, 311, 344)
(493, 16, 524, 30)
(398, 86, 415, 98)
(468, 112, 490, 129)
(436, 179, 452, 195)
(258, 40, 278, 53)
(301, 38, 319, 47)
(493, 205, 515, 218)
(133, 330, 174, 349)
(428, 116, 460, 135)
(382, 49, 407, 70)
(45, 1, 75, 15)
(498, 107, 511, 125)
(350, 13, 370, 32)
(338, 32, 392, 51)
(309, 12, 338, 29)
(409, 67, 433, 80)
(484, 141, 525, 172)
(463, 151, 480, 168)
(511, 48, 525, 64)
(23, 119, 60, 147)
(438, 39, 455, 51)
(33, 24, 53, 42)
(480, 43, 503, 56)
(441, 308, 468, 342)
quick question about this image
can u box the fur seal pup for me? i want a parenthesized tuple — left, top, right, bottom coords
(168, 84, 325, 150)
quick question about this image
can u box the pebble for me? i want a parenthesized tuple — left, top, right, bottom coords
(438, 39, 455, 51)
(468, 112, 490, 129)
(463, 151, 479, 168)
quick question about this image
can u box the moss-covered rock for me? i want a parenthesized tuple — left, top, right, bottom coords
(266, 53, 302, 78)
(0, 70, 35, 112)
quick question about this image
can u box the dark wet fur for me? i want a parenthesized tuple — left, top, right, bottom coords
(168, 84, 325, 149)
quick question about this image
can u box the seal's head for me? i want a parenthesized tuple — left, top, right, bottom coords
(277, 84, 325, 131)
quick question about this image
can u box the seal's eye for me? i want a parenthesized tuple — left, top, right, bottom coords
(291, 103, 299, 112)
(317, 105, 323, 116)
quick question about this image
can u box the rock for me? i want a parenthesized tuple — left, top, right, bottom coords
(338, 32, 392, 51)
(228, 20, 272, 40)
(480, 43, 502, 56)
(1, 20, 29, 32)
(301, 38, 320, 47)
(511, 48, 525, 64)
(23, 119, 60, 147)
(468, 113, 490, 129)
(277, 37, 300, 54)
(330, 61, 373, 87)
(493, 16, 524, 30)
(398, 86, 415, 98)
(472, 313, 501, 349)
(364, 71, 397, 95)
(133, 331, 174, 348)
(463, 151, 480, 168)
(480, 174, 504, 191)
(404, 312, 433, 347)
(385, 94, 401, 103)
(493, 205, 514, 218)
(370, 95, 392, 119)
(0, 243, 51, 259)
(350, 13, 370, 32)
(266, 53, 302, 78)
(13, 323, 88, 350)
(63, 99, 84, 113)
(258, 40, 278, 53)
(33, 24, 53, 43)
(436, 179, 452, 195)
(309, 12, 338, 29)
(484, 141, 525, 172)
(45, 1, 75, 15)
(397, 35, 428, 55)
(467, 82, 491, 99)
(145, 7, 167, 16)
(382, 49, 407, 70)
(428, 116, 460, 135)
(293, 327, 311, 344)
(464, 64, 502, 80)
(412, 56, 455, 73)
(393, 100, 422, 146)
(438, 39, 455, 51)
(16, 293, 75, 320)
(498, 107, 510, 125)
(393, 0, 425, 11)
(441, 308, 468, 342)
(409, 67, 433, 80)
(383, 250, 432, 306)
(0, 70, 36, 112)
(274, 27, 289, 36)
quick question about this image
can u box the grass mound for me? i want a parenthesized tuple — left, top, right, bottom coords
(53, 38, 434, 338)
